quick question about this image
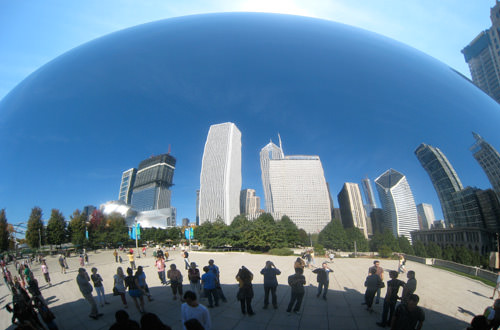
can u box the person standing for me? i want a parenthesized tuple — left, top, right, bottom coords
(181, 291, 211, 330)
(398, 255, 406, 274)
(312, 262, 333, 300)
(183, 250, 190, 270)
(76, 268, 102, 319)
(208, 259, 227, 302)
(155, 256, 167, 285)
(167, 264, 183, 301)
(113, 250, 119, 263)
(491, 271, 500, 300)
(113, 267, 128, 309)
(369, 260, 384, 304)
(377, 270, 405, 327)
(286, 267, 306, 315)
(41, 260, 51, 286)
(142, 246, 147, 257)
(128, 251, 136, 270)
(136, 266, 154, 302)
(58, 255, 66, 274)
(201, 266, 219, 308)
(188, 262, 201, 296)
(91, 267, 110, 307)
(294, 257, 305, 272)
(260, 261, 281, 309)
(84, 253, 89, 266)
(402, 270, 417, 304)
(364, 267, 382, 312)
(124, 267, 145, 314)
(390, 294, 425, 330)
(79, 254, 84, 267)
(236, 266, 255, 316)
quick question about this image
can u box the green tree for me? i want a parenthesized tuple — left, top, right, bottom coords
(25, 207, 44, 248)
(442, 245, 455, 261)
(0, 209, 10, 251)
(345, 227, 369, 252)
(298, 229, 309, 246)
(46, 209, 66, 247)
(425, 242, 442, 259)
(68, 209, 86, 247)
(277, 215, 301, 247)
(454, 246, 473, 265)
(370, 229, 398, 252)
(413, 240, 427, 257)
(106, 213, 129, 246)
(318, 219, 348, 250)
(229, 215, 250, 247)
(397, 236, 414, 255)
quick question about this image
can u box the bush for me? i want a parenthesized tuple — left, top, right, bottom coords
(378, 245, 392, 258)
(313, 244, 325, 256)
(268, 248, 294, 256)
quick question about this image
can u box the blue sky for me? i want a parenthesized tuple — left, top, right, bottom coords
(0, 1, 499, 227)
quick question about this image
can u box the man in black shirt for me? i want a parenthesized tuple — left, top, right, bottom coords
(377, 270, 405, 327)
(391, 294, 425, 330)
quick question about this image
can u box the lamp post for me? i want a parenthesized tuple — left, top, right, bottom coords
(135, 220, 140, 258)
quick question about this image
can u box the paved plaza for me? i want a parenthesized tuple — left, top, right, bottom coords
(0, 249, 491, 329)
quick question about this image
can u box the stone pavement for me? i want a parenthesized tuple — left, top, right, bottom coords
(0, 249, 491, 329)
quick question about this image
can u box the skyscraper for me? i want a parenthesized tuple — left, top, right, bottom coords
(131, 153, 176, 211)
(267, 155, 331, 233)
(118, 168, 137, 204)
(361, 177, 377, 215)
(375, 169, 419, 242)
(471, 132, 500, 201)
(199, 122, 242, 225)
(337, 182, 369, 238)
(260, 138, 284, 213)
(240, 189, 260, 215)
(462, 1, 500, 103)
(415, 143, 464, 226)
(416, 203, 435, 230)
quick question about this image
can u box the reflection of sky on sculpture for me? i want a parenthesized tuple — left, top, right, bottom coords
(1, 13, 500, 225)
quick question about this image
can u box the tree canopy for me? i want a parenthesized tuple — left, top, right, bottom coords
(0, 209, 10, 251)
(25, 207, 44, 248)
(46, 209, 66, 246)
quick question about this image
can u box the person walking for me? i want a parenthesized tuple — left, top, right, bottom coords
(58, 255, 66, 274)
(188, 262, 201, 296)
(376, 270, 405, 327)
(183, 250, 190, 270)
(201, 266, 219, 308)
(155, 256, 167, 285)
(286, 267, 306, 315)
(369, 260, 384, 304)
(79, 254, 84, 267)
(113, 249, 119, 263)
(136, 266, 153, 302)
(167, 264, 183, 301)
(260, 261, 281, 309)
(312, 261, 333, 300)
(128, 251, 136, 270)
(208, 259, 227, 302)
(491, 271, 500, 300)
(398, 254, 407, 274)
(91, 267, 110, 307)
(364, 267, 382, 312)
(113, 267, 128, 309)
(181, 291, 211, 330)
(236, 266, 255, 316)
(124, 267, 145, 314)
(76, 268, 102, 319)
(84, 253, 89, 266)
(41, 260, 51, 287)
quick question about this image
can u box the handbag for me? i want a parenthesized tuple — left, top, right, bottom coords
(378, 281, 385, 288)
(113, 286, 120, 296)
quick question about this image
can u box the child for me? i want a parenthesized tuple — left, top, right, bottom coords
(91, 267, 110, 307)
(364, 267, 381, 312)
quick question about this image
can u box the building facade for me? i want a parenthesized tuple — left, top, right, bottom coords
(361, 177, 378, 214)
(260, 139, 284, 213)
(462, 1, 500, 103)
(118, 168, 137, 204)
(131, 154, 176, 211)
(199, 122, 242, 225)
(268, 155, 331, 233)
(416, 203, 435, 230)
(415, 143, 464, 227)
(337, 182, 369, 238)
(375, 169, 419, 242)
(471, 132, 500, 201)
(240, 189, 260, 215)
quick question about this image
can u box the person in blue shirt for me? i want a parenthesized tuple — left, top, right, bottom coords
(201, 266, 219, 308)
(260, 261, 281, 309)
(208, 259, 227, 302)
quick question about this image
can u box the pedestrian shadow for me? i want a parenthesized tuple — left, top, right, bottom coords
(467, 290, 489, 299)
(458, 306, 476, 317)
(41, 279, 71, 290)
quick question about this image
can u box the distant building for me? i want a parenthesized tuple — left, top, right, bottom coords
(416, 203, 436, 230)
(82, 205, 96, 219)
(471, 132, 500, 201)
(240, 189, 260, 215)
(182, 218, 190, 227)
(260, 138, 284, 213)
(411, 227, 496, 256)
(337, 182, 368, 238)
(118, 168, 137, 204)
(131, 153, 176, 211)
(476, 188, 500, 232)
(267, 155, 331, 234)
(432, 220, 446, 229)
(196, 190, 200, 226)
(199, 122, 242, 225)
(333, 208, 342, 223)
(375, 169, 419, 242)
(326, 182, 336, 219)
(415, 143, 464, 227)
(462, 1, 500, 103)
(449, 187, 485, 228)
(361, 177, 377, 215)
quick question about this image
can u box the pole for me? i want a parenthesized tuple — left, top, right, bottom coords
(38, 228, 41, 249)
(309, 233, 312, 248)
(354, 241, 357, 258)
(497, 233, 499, 268)
(135, 221, 140, 258)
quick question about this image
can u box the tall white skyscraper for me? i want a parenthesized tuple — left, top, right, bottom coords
(118, 168, 137, 204)
(375, 169, 419, 242)
(416, 203, 435, 229)
(337, 182, 369, 238)
(268, 155, 331, 233)
(260, 138, 284, 213)
(199, 122, 242, 225)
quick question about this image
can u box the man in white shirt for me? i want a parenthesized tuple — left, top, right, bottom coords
(181, 290, 211, 330)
